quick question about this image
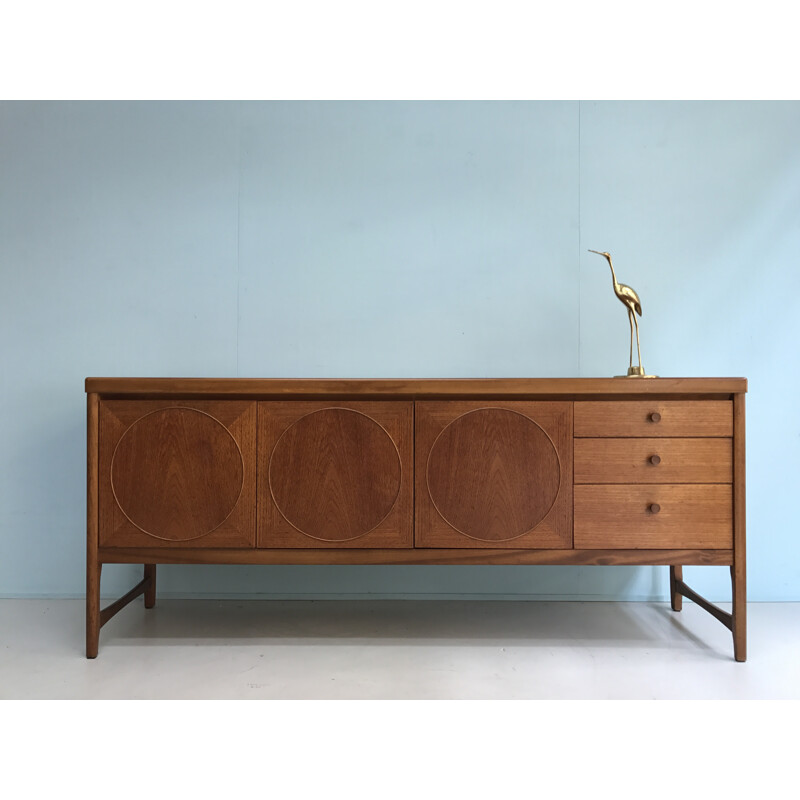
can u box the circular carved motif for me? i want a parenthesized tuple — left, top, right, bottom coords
(269, 408, 401, 541)
(427, 408, 560, 541)
(111, 408, 243, 540)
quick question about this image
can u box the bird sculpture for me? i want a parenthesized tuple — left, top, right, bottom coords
(588, 249, 653, 377)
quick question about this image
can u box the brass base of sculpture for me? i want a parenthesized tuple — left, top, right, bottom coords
(615, 366, 658, 378)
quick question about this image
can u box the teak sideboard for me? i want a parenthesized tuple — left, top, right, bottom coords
(85, 377, 747, 660)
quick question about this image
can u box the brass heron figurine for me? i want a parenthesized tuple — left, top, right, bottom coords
(588, 249, 655, 377)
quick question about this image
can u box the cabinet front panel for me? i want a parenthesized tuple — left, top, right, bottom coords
(99, 400, 256, 548)
(416, 402, 572, 548)
(574, 484, 732, 549)
(574, 438, 733, 484)
(574, 401, 732, 438)
(258, 402, 412, 548)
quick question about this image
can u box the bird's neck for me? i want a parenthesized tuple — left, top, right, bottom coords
(608, 261, 619, 289)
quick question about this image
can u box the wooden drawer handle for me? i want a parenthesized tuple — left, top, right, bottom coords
(648, 503, 661, 514)
(648, 412, 662, 423)
(649, 454, 661, 465)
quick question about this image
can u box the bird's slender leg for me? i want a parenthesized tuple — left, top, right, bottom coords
(627, 308, 635, 369)
(633, 313, 643, 371)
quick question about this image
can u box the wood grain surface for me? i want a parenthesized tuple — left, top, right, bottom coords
(86, 376, 747, 397)
(427, 407, 560, 540)
(98, 546, 733, 566)
(111, 407, 243, 539)
(416, 402, 572, 548)
(86, 392, 100, 658)
(732, 392, 747, 661)
(574, 437, 732, 484)
(258, 402, 412, 548)
(574, 400, 733, 437)
(99, 400, 256, 548)
(574, 484, 733, 549)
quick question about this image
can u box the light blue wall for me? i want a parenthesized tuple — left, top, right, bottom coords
(1, 101, 798, 601)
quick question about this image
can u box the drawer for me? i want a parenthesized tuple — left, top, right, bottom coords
(574, 438, 732, 484)
(574, 400, 732, 437)
(574, 484, 732, 549)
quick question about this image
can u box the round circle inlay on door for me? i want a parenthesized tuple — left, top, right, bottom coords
(111, 407, 244, 540)
(269, 408, 401, 541)
(426, 408, 560, 541)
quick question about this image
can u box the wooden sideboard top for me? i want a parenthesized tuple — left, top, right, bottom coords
(85, 377, 747, 397)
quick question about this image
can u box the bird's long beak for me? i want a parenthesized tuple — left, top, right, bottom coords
(588, 249, 603, 255)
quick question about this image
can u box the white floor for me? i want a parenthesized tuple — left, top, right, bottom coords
(1, 598, 798, 699)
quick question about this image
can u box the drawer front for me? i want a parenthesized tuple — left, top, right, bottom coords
(574, 400, 732, 437)
(574, 438, 732, 484)
(574, 484, 732, 549)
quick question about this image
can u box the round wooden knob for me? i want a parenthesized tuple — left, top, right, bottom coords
(648, 503, 661, 514)
(649, 412, 661, 423)
(649, 454, 661, 465)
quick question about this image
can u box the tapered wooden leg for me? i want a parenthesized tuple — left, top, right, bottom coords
(732, 392, 746, 662)
(731, 564, 746, 662)
(144, 564, 156, 608)
(86, 392, 101, 659)
(86, 559, 102, 659)
(669, 565, 683, 611)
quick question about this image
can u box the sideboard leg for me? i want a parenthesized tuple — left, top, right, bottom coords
(732, 391, 747, 662)
(86, 391, 101, 659)
(144, 564, 157, 608)
(669, 565, 683, 611)
(86, 560, 102, 659)
(731, 564, 747, 662)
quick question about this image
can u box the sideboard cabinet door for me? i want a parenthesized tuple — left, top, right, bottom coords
(99, 400, 256, 548)
(258, 402, 413, 548)
(415, 402, 573, 548)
